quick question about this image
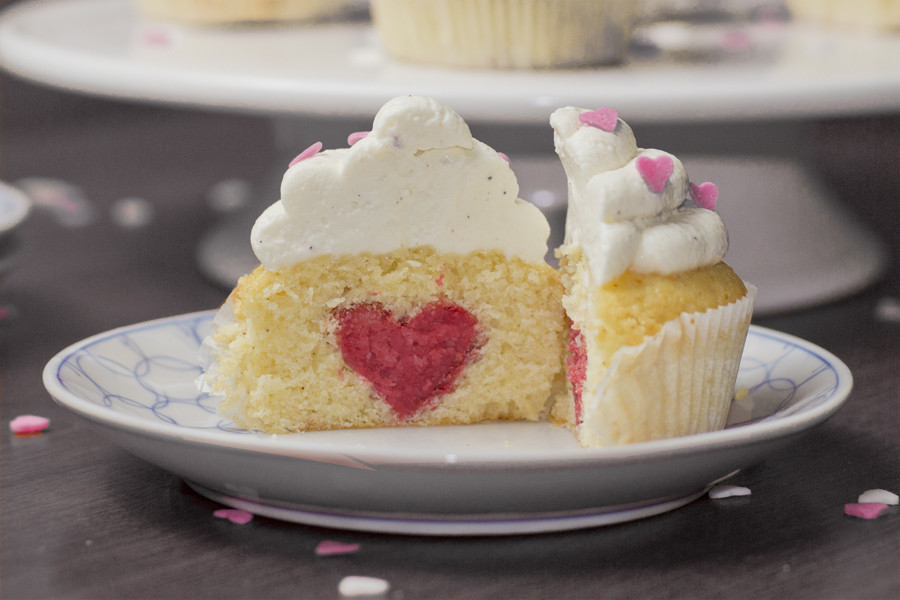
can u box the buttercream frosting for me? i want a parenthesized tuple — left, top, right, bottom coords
(551, 106, 728, 286)
(252, 95, 551, 270)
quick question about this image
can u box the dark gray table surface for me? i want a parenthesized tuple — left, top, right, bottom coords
(1, 75, 898, 599)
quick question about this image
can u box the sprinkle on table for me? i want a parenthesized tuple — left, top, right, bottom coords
(844, 502, 890, 520)
(858, 489, 899, 505)
(315, 540, 361, 557)
(10, 415, 50, 435)
(708, 484, 751, 499)
(213, 508, 254, 524)
(339, 575, 390, 598)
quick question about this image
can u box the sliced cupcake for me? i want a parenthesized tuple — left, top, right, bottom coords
(201, 95, 566, 433)
(549, 106, 755, 447)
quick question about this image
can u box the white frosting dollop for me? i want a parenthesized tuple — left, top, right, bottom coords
(252, 95, 551, 269)
(551, 106, 728, 286)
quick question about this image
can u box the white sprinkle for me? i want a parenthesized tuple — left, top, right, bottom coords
(858, 489, 899, 505)
(339, 575, 390, 598)
(16, 177, 94, 227)
(709, 484, 751, 499)
(111, 197, 154, 228)
(874, 297, 900, 324)
(207, 179, 251, 213)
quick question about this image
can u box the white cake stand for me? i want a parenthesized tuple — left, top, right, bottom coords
(2, 0, 897, 313)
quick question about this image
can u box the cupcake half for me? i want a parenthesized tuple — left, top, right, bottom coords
(549, 106, 755, 447)
(201, 96, 566, 433)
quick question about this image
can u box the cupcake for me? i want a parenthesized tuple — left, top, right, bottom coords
(369, 0, 637, 69)
(201, 95, 567, 433)
(549, 106, 755, 447)
(135, 0, 357, 25)
(786, 0, 900, 31)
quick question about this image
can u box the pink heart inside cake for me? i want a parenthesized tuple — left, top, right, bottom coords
(566, 329, 587, 424)
(334, 301, 481, 419)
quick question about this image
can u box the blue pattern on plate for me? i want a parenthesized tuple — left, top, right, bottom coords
(52, 312, 841, 433)
(54, 313, 245, 433)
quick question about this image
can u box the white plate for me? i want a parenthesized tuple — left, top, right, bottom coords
(3, 0, 900, 122)
(43, 311, 852, 535)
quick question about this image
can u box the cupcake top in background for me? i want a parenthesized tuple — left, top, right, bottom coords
(251, 95, 551, 270)
(550, 106, 728, 286)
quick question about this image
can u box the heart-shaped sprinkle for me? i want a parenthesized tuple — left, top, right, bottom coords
(844, 502, 889, 519)
(335, 302, 480, 419)
(636, 155, 674, 193)
(213, 508, 253, 524)
(10, 415, 50, 435)
(289, 141, 323, 167)
(347, 131, 369, 146)
(578, 107, 619, 132)
(690, 181, 719, 210)
(497, 152, 510, 163)
(315, 540, 361, 556)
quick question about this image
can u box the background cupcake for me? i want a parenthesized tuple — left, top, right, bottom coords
(135, 0, 360, 25)
(786, 0, 900, 31)
(370, 0, 638, 69)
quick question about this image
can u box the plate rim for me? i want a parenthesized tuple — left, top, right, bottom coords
(186, 480, 711, 536)
(42, 310, 853, 467)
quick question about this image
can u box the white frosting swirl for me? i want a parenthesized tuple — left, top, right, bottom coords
(551, 106, 728, 286)
(252, 95, 551, 270)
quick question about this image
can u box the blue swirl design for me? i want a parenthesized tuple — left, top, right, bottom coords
(733, 329, 839, 425)
(53, 313, 841, 433)
(55, 313, 246, 433)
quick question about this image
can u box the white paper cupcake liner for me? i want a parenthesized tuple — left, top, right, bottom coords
(577, 284, 757, 447)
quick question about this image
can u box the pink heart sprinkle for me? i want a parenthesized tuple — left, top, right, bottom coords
(844, 502, 889, 519)
(578, 108, 619, 132)
(497, 152, 510, 163)
(315, 540, 361, 556)
(213, 508, 254, 524)
(289, 141, 323, 167)
(347, 131, 369, 146)
(10, 415, 50, 435)
(141, 29, 171, 47)
(636, 155, 674, 193)
(690, 181, 719, 210)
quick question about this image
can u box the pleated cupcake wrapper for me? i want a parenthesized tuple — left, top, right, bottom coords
(578, 285, 757, 447)
(372, 0, 635, 69)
